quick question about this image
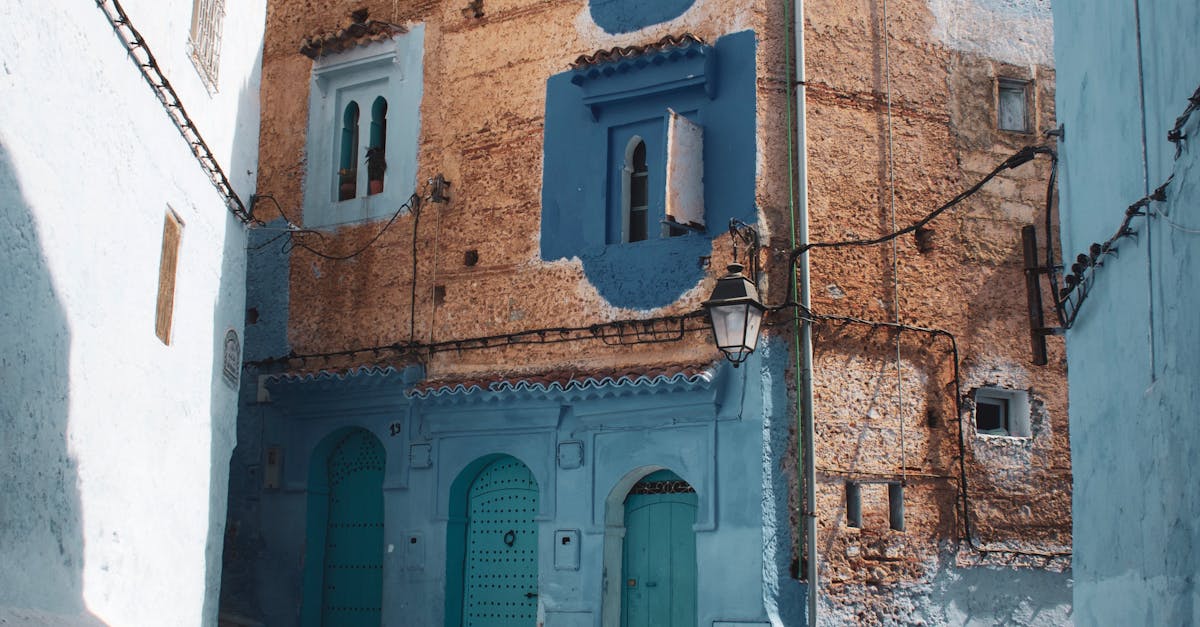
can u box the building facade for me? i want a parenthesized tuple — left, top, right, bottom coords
(1052, 3, 1200, 625)
(222, 1, 1072, 625)
(0, 0, 265, 625)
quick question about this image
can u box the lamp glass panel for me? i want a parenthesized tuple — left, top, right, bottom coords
(709, 304, 745, 348)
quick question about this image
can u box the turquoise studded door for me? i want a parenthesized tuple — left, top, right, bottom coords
(321, 429, 385, 626)
(462, 457, 540, 627)
(620, 470, 697, 627)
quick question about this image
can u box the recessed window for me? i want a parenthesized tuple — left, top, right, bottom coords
(302, 26, 425, 228)
(974, 387, 1032, 437)
(337, 102, 360, 201)
(368, 97, 388, 195)
(845, 481, 904, 531)
(187, 0, 225, 92)
(624, 137, 649, 242)
(997, 78, 1029, 132)
(155, 209, 184, 345)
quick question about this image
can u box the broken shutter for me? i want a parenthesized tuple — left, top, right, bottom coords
(665, 109, 705, 231)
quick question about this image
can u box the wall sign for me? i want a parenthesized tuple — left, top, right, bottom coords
(222, 328, 241, 388)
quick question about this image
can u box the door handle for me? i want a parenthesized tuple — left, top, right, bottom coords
(645, 582, 657, 588)
(525, 592, 539, 599)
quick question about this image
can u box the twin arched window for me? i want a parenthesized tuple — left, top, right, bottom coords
(337, 96, 388, 201)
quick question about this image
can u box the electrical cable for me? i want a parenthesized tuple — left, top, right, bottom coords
(880, 0, 907, 488)
(95, 0, 254, 224)
(243, 310, 711, 369)
(292, 193, 421, 261)
(409, 195, 423, 342)
(1053, 82, 1200, 328)
(784, 144, 1055, 305)
(810, 312, 1072, 558)
(1153, 210, 1200, 234)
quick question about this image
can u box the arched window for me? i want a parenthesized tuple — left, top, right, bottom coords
(337, 101, 359, 201)
(367, 97, 388, 195)
(625, 138, 649, 242)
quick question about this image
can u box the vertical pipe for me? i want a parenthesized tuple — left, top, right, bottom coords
(1021, 225, 1049, 365)
(1132, 0, 1157, 381)
(789, 0, 820, 622)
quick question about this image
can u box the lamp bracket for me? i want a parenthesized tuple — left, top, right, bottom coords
(727, 218, 761, 287)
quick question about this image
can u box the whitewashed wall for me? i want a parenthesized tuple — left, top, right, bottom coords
(0, 0, 264, 625)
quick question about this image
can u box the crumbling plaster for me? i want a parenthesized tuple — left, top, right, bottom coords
(803, 0, 1071, 622)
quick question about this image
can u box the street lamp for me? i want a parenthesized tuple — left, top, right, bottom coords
(702, 263, 765, 367)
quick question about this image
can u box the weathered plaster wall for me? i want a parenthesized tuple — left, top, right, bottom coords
(251, 0, 787, 377)
(0, 0, 264, 625)
(1053, 2, 1200, 625)
(238, 0, 1072, 624)
(802, 0, 1071, 623)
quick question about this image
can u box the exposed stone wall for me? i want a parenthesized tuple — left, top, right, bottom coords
(803, 0, 1071, 623)
(253, 0, 787, 378)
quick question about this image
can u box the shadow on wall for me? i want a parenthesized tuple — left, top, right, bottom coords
(206, 30, 266, 627)
(0, 143, 106, 625)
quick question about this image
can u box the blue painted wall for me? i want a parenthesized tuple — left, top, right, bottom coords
(541, 31, 757, 310)
(1053, 3, 1200, 624)
(218, 218, 292, 620)
(241, 343, 799, 627)
(588, 0, 695, 35)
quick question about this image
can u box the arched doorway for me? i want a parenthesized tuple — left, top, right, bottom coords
(618, 470, 697, 627)
(446, 455, 540, 627)
(301, 428, 385, 627)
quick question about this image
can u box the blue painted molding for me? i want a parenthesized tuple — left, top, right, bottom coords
(541, 30, 758, 309)
(409, 367, 716, 403)
(589, 0, 696, 35)
(267, 365, 423, 419)
(571, 38, 715, 120)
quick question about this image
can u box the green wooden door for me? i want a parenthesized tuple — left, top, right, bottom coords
(321, 429, 385, 626)
(621, 471, 697, 627)
(462, 457, 539, 627)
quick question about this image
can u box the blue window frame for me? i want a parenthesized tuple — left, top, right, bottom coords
(539, 31, 758, 309)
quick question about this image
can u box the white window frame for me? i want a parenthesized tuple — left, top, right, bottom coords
(974, 387, 1032, 438)
(187, 0, 225, 93)
(303, 27, 425, 228)
(997, 78, 1030, 133)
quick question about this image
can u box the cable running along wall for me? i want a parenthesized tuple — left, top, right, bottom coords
(95, 0, 253, 224)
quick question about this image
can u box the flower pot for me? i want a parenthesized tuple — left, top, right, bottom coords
(369, 179, 384, 195)
(339, 182, 356, 200)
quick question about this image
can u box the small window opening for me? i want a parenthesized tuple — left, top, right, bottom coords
(974, 387, 1032, 437)
(367, 97, 388, 195)
(188, 0, 225, 91)
(975, 396, 1008, 434)
(155, 209, 184, 345)
(338, 101, 360, 201)
(626, 139, 648, 243)
(845, 482, 862, 528)
(463, 249, 479, 266)
(998, 79, 1029, 132)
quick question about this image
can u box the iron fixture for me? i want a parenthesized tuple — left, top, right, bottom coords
(702, 262, 765, 367)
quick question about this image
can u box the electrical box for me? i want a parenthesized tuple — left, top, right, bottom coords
(406, 532, 424, 571)
(264, 446, 282, 490)
(553, 529, 580, 570)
